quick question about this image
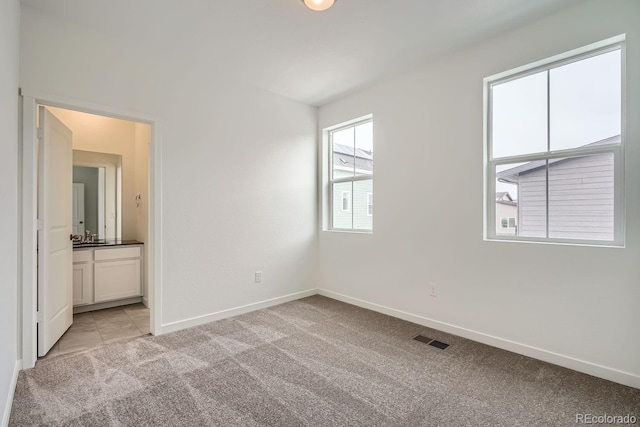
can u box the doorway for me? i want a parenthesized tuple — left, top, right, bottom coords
(21, 93, 162, 368)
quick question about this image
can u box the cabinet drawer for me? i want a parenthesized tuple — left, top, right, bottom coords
(73, 250, 92, 263)
(95, 246, 141, 261)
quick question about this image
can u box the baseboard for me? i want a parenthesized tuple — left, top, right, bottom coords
(141, 297, 149, 308)
(73, 297, 142, 314)
(2, 359, 21, 427)
(161, 289, 318, 334)
(317, 289, 640, 389)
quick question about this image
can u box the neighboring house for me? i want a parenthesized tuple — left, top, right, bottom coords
(496, 192, 517, 236)
(497, 135, 618, 241)
(332, 143, 373, 230)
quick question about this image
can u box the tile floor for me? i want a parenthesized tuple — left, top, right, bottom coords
(41, 303, 150, 360)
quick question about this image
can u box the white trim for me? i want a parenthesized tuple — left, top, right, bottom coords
(317, 289, 640, 389)
(161, 289, 317, 334)
(20, 92, 163, 369)
(2, 359, 21, 427)
(73, 297, 142, 314)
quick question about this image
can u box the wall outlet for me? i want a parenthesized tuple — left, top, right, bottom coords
(429, 284, 438, 297)
(254, 271, 262, 283)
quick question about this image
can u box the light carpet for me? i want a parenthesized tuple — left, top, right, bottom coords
(10, 296, 640, 426)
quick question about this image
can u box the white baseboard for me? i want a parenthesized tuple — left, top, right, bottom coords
(317, 289, 640, 389)
(161, 289, 318, 334)
(141, 297, 149, 308)
(73, 297, 142, 314)
(2, 359, 21, 427)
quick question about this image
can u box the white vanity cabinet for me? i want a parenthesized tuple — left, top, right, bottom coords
(72, 244, 143, 308)
(72, 250, 93, 306)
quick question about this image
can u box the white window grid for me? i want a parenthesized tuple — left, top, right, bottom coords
(328, 117, 373, 232)
(484, 36, 625, 246)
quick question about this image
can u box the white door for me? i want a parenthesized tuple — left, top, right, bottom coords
(72, 183, 85, 235)
(38, 106, 74, 357)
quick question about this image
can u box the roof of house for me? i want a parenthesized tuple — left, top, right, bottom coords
(497, 134, 620, 183)
(496, 191, 517, 206)
(333, 143, 373, 172)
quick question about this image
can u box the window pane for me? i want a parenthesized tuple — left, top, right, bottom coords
(496, 161, 547, 238)
(492, 71, 548, 159)
(550, 50, 621, 151)
(354, 121, 373, 177)
(332, 127, 355, 179)
(353, 179, 373, 231)
(549, 153, 614, 240)
(496, 163, 520, 236)
(332, 182, 353, 229)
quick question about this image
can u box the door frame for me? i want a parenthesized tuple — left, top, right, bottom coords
(20, 91, 163, 369)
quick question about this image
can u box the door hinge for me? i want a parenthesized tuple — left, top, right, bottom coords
(36, 219, 43, 231)
(37, 310, 43, 323)
(37, 127, 44, 140)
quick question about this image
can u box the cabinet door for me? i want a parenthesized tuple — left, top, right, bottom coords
(72, 263, 93, 306)
(94, 259, 141, 302)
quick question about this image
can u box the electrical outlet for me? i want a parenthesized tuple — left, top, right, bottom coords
(429, 284, 438, 297)
(254, 271, 262, 283)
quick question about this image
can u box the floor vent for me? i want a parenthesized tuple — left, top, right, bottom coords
(413, 335, 449, 350)
(413, 334, 433, 344)
(428, 340, 449, 350)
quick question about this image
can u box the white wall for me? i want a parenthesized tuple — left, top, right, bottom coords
(0, 0, 20, 424)
(318, 0, 640, 386)
(20, 6, 318, 327)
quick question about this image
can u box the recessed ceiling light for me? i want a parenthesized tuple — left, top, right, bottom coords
(302, 0, 336, 12)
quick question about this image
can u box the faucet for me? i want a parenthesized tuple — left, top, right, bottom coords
(84, 230, 92, 243)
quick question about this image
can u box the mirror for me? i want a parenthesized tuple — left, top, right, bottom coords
(72, 166, 105, 238)
(72, 150, 122, 239)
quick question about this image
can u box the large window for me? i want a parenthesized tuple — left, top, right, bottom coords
(485, 37, 624, 245)
(328, 118, 373, 231)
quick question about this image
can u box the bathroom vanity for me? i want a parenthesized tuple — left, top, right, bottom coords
(72, 241, 144, 313)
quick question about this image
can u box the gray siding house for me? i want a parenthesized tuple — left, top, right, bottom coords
(496, 192, 517, 236)
(497, 135, 618, 241)
(332, 143, 373, 230)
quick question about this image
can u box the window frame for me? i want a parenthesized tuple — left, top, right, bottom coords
(326, 116, 374, 233)
(484, 35, 626, 247)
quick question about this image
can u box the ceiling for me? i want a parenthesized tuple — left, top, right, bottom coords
(19, 0, 578, 106)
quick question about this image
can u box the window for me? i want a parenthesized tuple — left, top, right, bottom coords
(500, 217, 517, 228)
(485, 37, 624, 245)
(341, 191, 351, 211)
(327, 117, 373, 231)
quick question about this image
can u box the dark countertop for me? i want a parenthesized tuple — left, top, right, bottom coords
(73, 240, 144, 250)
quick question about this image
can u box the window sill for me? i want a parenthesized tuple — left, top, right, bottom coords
(324, 229, 373, 235)
(484, 237, 624, 249)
